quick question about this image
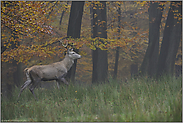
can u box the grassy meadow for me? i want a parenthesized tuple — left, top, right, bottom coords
(1, 76, 182, 122)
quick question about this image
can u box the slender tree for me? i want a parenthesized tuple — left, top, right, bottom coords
(139, 2, 164, 77)
(156, 1, 182, 78)
(139, 2, 182, 78)
(59, 2, 69, 26)
(113, 3, 121, 79)
(91, 2, 108, 83)
(66, 1, 85, 83)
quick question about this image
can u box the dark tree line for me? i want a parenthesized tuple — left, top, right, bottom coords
(68, 1, 182, 82)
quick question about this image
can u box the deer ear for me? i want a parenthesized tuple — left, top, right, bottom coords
(68, 48, 73, 51)
(67, 48, 72, 54)
(67, 48, 70, 54)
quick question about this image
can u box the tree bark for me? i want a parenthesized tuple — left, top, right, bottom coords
(175, 65, 182, 77)
(139, 2, 164, 77)
(131, 63, 138, 77)
(91, 2, 108, 83)
(113, 3, 121, 79)
(1, 42, 7, 54)
(66, 1, 84, 83)
(12, 62, 23, 87)
(156, 1, 182, 77)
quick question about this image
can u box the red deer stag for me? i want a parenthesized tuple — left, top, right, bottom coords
(18, 41, 81, 100)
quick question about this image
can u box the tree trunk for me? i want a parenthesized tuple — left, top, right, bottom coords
(175, 65, 182, 77)
(113, 3, 121, 79)
(139, 2, 164, 77)
(91, 2, 108, 83)
(1, 42, 7, 54)
(66, 1, 84, 83)
(156, 1, 182, 78)
(6, 29, 23, 97)
(12, 62, 23, 87)
(131, 63, 138, 78)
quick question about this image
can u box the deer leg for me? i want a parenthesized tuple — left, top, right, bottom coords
(29, 89, 37, 101)
(29, 79, 40, 100)
(56, 78, 68, 88)
(56, 74, 68, 88)
(56, 81, 60, 89)
(57, 78, 68, 93)
(60, 78, 69, 85)
(17, 79, 32, 101)
(61, 78, 69, 92)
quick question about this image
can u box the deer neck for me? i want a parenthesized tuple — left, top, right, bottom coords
(62, 55, 74, 70)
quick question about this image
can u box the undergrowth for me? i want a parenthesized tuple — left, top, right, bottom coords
(1, 76, 182, 122)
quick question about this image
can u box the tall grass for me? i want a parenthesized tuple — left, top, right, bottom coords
(1, 76, 182, 122)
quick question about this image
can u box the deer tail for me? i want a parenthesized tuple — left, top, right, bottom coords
(21, 68, 32, 88)
(24, 68, 29, 72)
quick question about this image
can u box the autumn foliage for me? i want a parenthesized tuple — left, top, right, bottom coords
(1, 1, 148, 65)
(1, 1, 182, 81)
(2, 1, 68, 64)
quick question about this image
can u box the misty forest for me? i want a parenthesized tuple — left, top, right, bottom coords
(1, 1, 182, 122)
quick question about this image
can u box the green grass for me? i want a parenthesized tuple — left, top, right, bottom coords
(1, 76, 182, 122)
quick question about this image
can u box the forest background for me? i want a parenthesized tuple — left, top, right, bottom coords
(1, 1, 182, 98)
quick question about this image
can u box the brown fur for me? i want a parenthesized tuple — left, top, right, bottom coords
(17, 49, 81, 100)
